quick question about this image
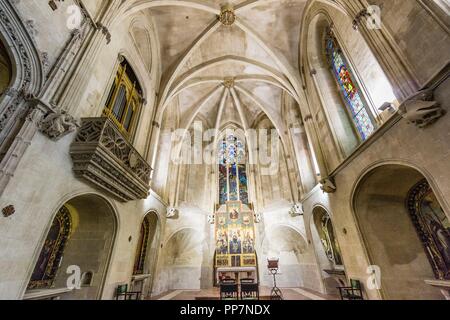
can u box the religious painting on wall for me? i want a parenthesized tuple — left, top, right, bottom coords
(407, 179, 450, 280)
(28, 206, 72, 290)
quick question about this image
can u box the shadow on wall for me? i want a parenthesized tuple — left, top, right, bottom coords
(353, 164, 449, 300)
(160, 228, 205, 291)
(261, 226, 319, 290)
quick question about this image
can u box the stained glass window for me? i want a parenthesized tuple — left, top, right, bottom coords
(133, 216, 151, 275)
(326, 29, 375, 141)
(407, 179, 450, 280)
(218, 134, 248, 205)
(28, 206, 72, 290)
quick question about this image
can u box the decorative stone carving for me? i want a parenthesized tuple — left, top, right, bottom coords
(39, 109, 80, 141)
(352, 9, 371, 31)
(70, 117, 152, 202)
(223, 77, 235, 89)
(219, 5, 236, 26)
(208, 214, 215, 225)
(0, 0, 45, 195)
(289, 203, 304, 217)
(40, 52, 50, 75)
(320, 177, 337, 193)
(398, 89, 445, 128)
(254, 212, 262, 223)
(2, 205, 15, 218)
(97, 23, 111, 44)
(167, 207, 179, 219)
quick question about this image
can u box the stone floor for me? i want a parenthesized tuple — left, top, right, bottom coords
(150, 287, 339, 300)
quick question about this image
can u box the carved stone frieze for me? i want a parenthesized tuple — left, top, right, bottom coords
(70, 117, 152, 202)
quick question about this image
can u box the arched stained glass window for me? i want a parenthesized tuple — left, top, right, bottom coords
(133, 216, 151, 275)
(28, 206, 72, 290)
(218, 134, 248, 205)
(325, 28, 375, 141)
(407, 179, 450, 280)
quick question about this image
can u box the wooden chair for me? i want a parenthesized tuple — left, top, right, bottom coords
(240, 278, 260, 300)
(115, 284, 142, 300)
(338, 279, 364, 300)
(220, 280, 239, 300)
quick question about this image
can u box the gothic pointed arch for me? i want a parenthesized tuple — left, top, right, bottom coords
(0, 0, 45, 194)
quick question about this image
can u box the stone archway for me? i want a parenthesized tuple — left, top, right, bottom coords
(161, 228, 205, 291)
(25, 194, 117, 300)
(353, 164, 449, 300)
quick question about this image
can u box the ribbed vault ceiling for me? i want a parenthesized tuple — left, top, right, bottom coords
(119, 0, 308, 133)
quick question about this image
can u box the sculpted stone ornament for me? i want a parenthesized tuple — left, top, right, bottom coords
(167, 207, 179, 219)
(219, 5, 236, 26)
(398, 89, 445, 128)
(289, 204, 304, 217)
(2, 205, 15, 218)
(254, 212, 262, 223)
(39, 109, 80, 141)
(224, 77, 235, 89)
(320, 177, 337, 194)
(208, 214, 215, 225)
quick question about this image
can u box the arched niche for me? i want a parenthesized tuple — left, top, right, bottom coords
(162, 228, 205, 290)
(26, 194, 117, 300)
(261, 225, 314, 289)
(132, 211, 161, 297)
(311, 206, 345, 294)
(353, 164, 449, 300)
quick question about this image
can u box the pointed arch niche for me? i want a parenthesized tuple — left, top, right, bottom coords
(306, 13, 398, 157)
(131, 211, 160, 298)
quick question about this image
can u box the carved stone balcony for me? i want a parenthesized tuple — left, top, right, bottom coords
(70, 117, 152, 202)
